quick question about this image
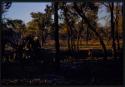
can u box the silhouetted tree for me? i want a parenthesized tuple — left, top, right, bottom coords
(73, 2, 108, 60)
(109, 2, 117, 58)
(54, 2, 60, 69)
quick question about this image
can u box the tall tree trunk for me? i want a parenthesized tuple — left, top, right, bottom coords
(115, 2, 120, 51)
(63, 6, 72, 52)
(77, 19, 84, 51)
(38, 21, 44, 47)
(41, 31, 44, 46)
(121, 1, 124, 61)
(0, 3, 3, 62)
(54, 2, 60, 69)
(86, 26, 89, 46)
(110, 2, 117, 58)
(67, 28, 71, 51)
(77, 33, 80, 51)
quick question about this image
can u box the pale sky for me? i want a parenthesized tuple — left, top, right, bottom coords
(4, 2, 108, 26)
(4, 2, 51, 24)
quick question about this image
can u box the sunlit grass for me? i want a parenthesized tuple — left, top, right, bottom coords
(43, 40, 123, 50)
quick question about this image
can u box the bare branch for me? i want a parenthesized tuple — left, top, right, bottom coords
(102, 2, 109, 8)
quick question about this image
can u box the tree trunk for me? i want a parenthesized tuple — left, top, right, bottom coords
(77, 33, 80, 51)
(121, 1, 124, 62)
(110, 2, 117, 58)
(54, 2, 60, 69)
(41, 31, 44, 46)
(115, 2, 120, 51)
(67, 29, 71, 51)
(86, 26, 89, 46)
(63, 6, 72, 52)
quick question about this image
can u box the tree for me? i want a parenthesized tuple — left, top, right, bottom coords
(102, 2, 123, 58)
(73, 2, 108, 60)
(1, 2, 13, 62)
(114, 2, 122, 51)
(54, 2, 60, 69)
(28, 5, 53, 46)
(6, 19, 26, 38)
(59, 2, 81, 52)
(30, 12, 46, 46)
(109, 2, 117, 58)
(1, 1, 12, 15)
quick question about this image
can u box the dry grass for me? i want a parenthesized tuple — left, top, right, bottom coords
(43, 40, 123, 50)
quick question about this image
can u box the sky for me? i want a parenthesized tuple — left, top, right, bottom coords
(4, 2, 108, 26)
(97, 4, 110, 27)
(4, 2, 51, 24)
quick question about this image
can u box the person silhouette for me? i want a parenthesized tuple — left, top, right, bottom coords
(31, 36, 41, 63)
(32, 36, 41, 51)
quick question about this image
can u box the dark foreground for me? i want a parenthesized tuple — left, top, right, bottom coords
(1, 58, 123, 85)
